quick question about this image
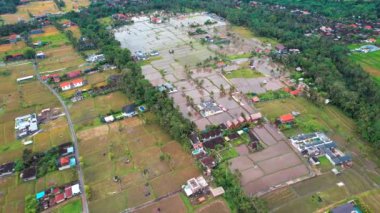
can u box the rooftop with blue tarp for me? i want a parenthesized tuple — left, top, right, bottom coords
(36, 191, 45, 199)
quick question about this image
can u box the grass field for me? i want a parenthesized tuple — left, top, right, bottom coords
(225, 68, 263, 79)
(230, 26, 279, 46)
(56, 198, 82, 213)
(318, 156, 333, 173)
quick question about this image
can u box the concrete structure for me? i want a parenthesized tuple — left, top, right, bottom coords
(182, 176, 208, 197)
(15, 113, 38, 139)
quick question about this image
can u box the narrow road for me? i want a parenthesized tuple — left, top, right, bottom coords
(121, 190, 181, 213)
(33, 61, 89, 213)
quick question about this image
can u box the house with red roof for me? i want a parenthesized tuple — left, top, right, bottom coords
(60, 82, 72, 91)
(279, 113, 295, 124)
(364, 25, 373, 30)
(64, 187, 73, 199)
(9, 34, 18, 43)
(66, 70, 81, 79)
(72, 78, 84, 88)
(54, 193, 65, 204)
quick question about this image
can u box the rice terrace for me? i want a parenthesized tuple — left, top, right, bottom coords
(0, 1, 380, 213)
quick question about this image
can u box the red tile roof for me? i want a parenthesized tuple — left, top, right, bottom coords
(54, 193, 65, 204)
(9, 34, 17, 40)
(64, 187, 73, 198)
(71, 78, 83, 85)
(290, 89, 301, 96)
(279, 113, 294, 123)
(60, 157, 70, 166)
(67, 70, 81, 78)
(60, 82, 71, 88)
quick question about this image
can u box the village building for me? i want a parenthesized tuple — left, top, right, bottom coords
(60, 82, 72, 91)
(0, 162, 15, 177)
(58, 155, 76, 170)
(21, 167, 37, 181)
(197, 100, 223, 117)
(16, 75, 34, 83)
(36, 52, 46, 59)
(182, 176, 209, 197)
(277, 113, 295, 125)
(15, 113, 39, 139)
(331, 201, 361, 213)
(290, 132, 352, 166)
(66, 70, 82, 79)
(122, 104, 137, 117)
(58, 143, 75, 156)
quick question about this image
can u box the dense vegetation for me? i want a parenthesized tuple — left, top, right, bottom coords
(251, 0, 380, 20)
(0, 0, 20, 15)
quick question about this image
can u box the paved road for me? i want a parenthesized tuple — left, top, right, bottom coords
(33, 61, 89, 213)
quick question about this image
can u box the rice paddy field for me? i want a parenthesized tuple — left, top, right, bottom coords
(63, 0, 91, 12)
(76, 112, 200, 213)
(0, 1, 60, 24)
(255, 97, 380, 212)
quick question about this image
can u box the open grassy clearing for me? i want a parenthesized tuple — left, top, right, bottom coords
(0, 1, 60, 24)
(54, 198, 82, 213)
(76, 110, 200, 212)
(225, 68, 263, 79)
(230, 26, 279, 45)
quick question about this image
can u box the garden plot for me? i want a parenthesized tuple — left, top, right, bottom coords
(229, 123, 310, 196)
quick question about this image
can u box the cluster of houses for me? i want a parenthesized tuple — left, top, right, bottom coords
(59, 78, 85, 91)
(224, 112, 262, 129)
(133, 50, 159, 61)
(57, 143, 77, 171)
(290, 132, 352, 167)
(189, 122, 262, 171)
(35, 182, 81, 211)
(15, 113, 39, 139)
(20, 143, 77, 182)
